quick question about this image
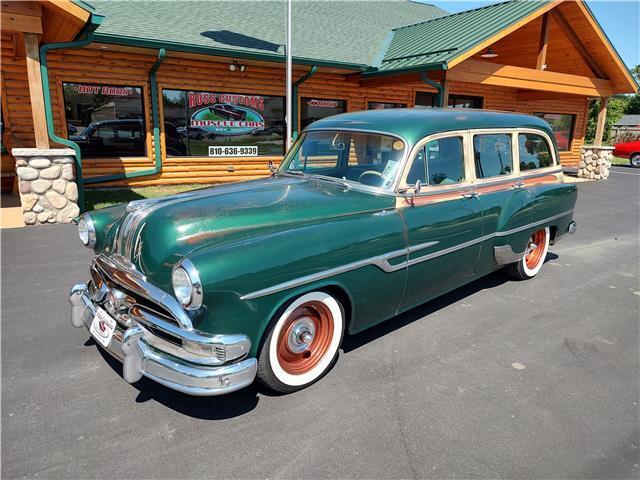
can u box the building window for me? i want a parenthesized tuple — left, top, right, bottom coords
(518, 133, 554, 171)
(473, 133, 513, 178)
(448, 95, 483, 109)
(162, 89, 285, 157)
(414, 92, 437, 107)
(368, 101, 406, 110)
(300, 98, 346, 129)
(534, 113, 575, 151)
(407, 136, 464, 187)
(62, 82, 146, 158)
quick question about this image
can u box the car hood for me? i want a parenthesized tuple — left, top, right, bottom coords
(111, 176, 395, 289)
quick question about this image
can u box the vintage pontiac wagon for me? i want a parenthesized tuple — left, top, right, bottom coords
(69, 109, 577, 395)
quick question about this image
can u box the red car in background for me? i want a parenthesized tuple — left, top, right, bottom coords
(614, 140, 640, 168)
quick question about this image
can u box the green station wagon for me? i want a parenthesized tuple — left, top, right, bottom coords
(69, 109, 577, 395)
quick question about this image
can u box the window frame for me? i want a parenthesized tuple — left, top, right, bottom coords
(448, 94, 484, 109)
(413, 91, 438, 108)
(160, 87, 286, 158)
(299, 97, 348, 131)
(471, 130, 515, 181)
(517, 130, 556, 173)
(515, 128, 559, 176)
(60, 80, 149, 159)
(533, 112, 576, 152)
(366, 100, 407, 110)
(398, 130, 471, 192)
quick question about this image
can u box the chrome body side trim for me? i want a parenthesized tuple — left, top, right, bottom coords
(494, 245, 525, 265)
(241, 209, 574, 300)
(69, 284, 256, 396)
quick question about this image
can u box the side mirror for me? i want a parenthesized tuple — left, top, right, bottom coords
(414, 179, 422, 195)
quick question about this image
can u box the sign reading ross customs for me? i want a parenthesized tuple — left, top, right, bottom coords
(189, 92, 263, 157)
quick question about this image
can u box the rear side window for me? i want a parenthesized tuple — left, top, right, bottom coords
(406, 136, 464, 186)
(519, 133, 553, 171)
(473, 134, 512, 178)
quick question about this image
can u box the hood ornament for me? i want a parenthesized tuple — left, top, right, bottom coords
(268, 160, 277, 176)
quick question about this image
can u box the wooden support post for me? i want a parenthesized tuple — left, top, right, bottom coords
(441, 76, 449, 107)
(594, 97, 608, 146)
(23, 33, 49, 149)
(536, 13, 549, 70)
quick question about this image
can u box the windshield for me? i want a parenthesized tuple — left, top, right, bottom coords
(279, 130, 406, 188)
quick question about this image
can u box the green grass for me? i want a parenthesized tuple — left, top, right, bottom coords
(612, 156, 631, 166)
(85, 184, 204, 211)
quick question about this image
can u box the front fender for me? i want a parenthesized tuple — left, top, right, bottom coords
(188, 209, 407, 356)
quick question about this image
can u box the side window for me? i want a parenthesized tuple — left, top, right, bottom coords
(406, 136, 464, 186)
(473, 134, 513, 179)
(518, 133, 553, 171)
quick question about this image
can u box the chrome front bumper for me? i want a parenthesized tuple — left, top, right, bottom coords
(69, 284, 257, 396)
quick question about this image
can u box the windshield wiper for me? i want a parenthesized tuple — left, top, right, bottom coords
(307, 174, 350, 189)
(282, 169, 306, 177)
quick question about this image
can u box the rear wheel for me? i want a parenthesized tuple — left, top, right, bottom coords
(257, 291, 344, 393)
(630, 154, 640, 168)
(505, 227, 550, 280)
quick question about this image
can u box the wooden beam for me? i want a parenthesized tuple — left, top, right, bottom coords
(549, 8, 605, 79)
(447, 1, 560, 70)
(594, 97, 608, 146)
(572, 0, 637, 92)
(536, 13, 549, 70)
(1, 1, 43, 17)
(40, 0, 91, 23)
(516, 90, 584, 101)
(448, 59, 614, 97)
(358, 72, 425, 88)
(441, 75, 450, 107)
(23, 33, 49, 149)
(1, 12, 42, 34)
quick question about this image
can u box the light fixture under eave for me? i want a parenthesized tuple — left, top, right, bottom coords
(229, 60, 246, 72)
(481, 47, 498, 58)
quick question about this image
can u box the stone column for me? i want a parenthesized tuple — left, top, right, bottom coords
(577, 146, 613, 180)
(12, 148, 80, 225)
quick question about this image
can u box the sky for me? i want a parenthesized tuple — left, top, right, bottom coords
(431, 0, 640, 69)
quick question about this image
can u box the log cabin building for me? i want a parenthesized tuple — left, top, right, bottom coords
(1, 0, 637, 217)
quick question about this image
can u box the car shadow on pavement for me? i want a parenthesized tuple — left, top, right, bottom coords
(342, 254, 557, 353)
(95, 344, 261, 419)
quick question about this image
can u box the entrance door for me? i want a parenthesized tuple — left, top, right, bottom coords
(399, 134, 483, 311)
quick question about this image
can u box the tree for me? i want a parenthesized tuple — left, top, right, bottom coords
(624, 94, 640, 114)
(585, 96, 628, 144)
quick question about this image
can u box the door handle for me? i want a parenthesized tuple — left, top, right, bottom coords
(461, 191, 478, 199)
(512, 181, 525, 189)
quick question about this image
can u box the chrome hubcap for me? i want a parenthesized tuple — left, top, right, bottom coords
(287, 317, 316, 354)
(526, 241, 537, 255)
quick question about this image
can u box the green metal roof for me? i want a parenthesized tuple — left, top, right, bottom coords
(378, 0, 549, 72)
(306, 108, 553, 147)
(86, 0, 448, 69)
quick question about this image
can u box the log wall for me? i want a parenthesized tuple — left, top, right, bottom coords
(1, 41, 589, 188)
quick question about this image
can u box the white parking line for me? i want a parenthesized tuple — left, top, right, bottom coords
(609, 169, 640, 176)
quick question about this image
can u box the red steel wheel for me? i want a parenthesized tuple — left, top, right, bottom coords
(257, 291, 344, 393)
(525, 229, 548, 270)
(505, 226, 551, 280)
(275, 302, 334, 375)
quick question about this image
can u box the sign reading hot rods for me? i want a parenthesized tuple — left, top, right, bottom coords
(189, 92, 266, 138)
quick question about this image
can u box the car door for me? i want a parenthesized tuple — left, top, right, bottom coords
(398, 132, 483, 312)
(471, 130, 534, 273)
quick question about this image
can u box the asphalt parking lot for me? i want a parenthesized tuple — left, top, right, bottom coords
(2, 166, 639, 479)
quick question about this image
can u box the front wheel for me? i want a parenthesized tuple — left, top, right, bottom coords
(257, 291, 345, 393)
(505, 227, 550, 280)
(630, 154, 640, 168)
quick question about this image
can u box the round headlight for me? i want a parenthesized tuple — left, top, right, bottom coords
(77, 214, 96, 248)
(172, 259, 203, 310)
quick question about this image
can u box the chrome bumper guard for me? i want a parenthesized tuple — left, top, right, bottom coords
(69, 284, 257, 396)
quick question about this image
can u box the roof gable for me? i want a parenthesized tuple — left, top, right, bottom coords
(379, 0, 549, 71)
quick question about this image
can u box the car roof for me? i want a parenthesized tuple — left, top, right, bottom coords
(305, 108, 554, 146)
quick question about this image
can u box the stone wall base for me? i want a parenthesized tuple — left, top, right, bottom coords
(578, 146, 613, 180)
(12, 148, 79, 225)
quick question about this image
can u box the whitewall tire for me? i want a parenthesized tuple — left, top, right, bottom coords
(257, 291, 344, 393)
(505, 227, 550, 280)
